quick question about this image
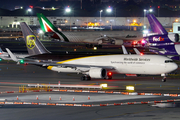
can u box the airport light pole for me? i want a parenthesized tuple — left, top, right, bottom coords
(65, 6, 72, 31)
(100, 10, 103, 29)
(144, 9, 153, 29)
(144, 9, 147, 30)
(106, 7, 113, 30)
(27, 8, 32, 25)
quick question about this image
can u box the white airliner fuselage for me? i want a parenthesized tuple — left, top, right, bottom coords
(47, 54, 177, 75)
(53, 31, 143, 44)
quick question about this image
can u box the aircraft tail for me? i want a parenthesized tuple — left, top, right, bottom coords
(20, 22, 50, 56)
(0, 47, 4, 54)
(147, 14, 168, 35)
(37, 13, 69, 42)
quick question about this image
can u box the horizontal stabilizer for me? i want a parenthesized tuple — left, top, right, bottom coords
(133, 48, 140, 55)
(122, 45, 128, 54)
(5, 48, 18, 62)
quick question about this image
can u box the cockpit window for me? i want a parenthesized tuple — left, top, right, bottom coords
(165, 60, 173, 63)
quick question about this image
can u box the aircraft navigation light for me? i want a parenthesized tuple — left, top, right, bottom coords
(126, 86, 134, 90)
(0, 58, 2, 61)
(140, 53, 144, 56)
(20, 59, 24, 64)
(108, 72, 112, 76)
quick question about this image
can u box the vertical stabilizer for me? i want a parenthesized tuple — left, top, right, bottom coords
(20, 22, 50, 56)
(147, 14, 168, 34)
(37, 13, 69, 42)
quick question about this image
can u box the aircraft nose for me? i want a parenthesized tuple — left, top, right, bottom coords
(172, 63, 178, 71)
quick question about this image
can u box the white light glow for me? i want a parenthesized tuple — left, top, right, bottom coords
(126, 86, 134, 90)
(27, 9, 32, 12)
(100, 83, 108, 88)
(65, 8, 71, 12)
(106, 8, 112, 13)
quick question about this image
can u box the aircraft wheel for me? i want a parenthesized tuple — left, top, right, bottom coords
(162, 77, 166, 82)
(104, 76, 112, 80)
(81, 76, 85, 81)
(81, 75, 91, 81)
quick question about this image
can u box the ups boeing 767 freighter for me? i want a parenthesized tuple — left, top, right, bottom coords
(12, 22, 177, 82)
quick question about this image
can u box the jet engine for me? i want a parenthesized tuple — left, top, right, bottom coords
(112, 40, 123, 45)
(89, 68, 106, 78)
(168, 33, 179, 42)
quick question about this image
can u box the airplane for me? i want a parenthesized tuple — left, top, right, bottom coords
(143, 14, 179, 45)
(142, 14, 180, 60)
(37, 13, 143, 47)
(0, 47, 29, 61)
(11, 22, 177, 82)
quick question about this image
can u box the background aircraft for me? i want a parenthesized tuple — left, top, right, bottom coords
(0, 47, 29, 61)
(37, 13, 143, 47)
(16, 22, 178, 82)
(143, 14, 180, 60)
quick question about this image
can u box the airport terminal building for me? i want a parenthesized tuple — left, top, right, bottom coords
(0, 16, 178, 32)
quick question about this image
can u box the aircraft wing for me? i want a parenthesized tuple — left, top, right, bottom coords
(25, 61, 115, 70)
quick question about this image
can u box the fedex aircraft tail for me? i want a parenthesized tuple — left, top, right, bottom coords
(37, 13, 69, 42)
(147, 14, 168, 35)
(20, 22, 50, 56)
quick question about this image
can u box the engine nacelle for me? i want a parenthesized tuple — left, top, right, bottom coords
(89, 68, 106, 78)
(168, 33, 179, 42)
(112, 40, 123, 45)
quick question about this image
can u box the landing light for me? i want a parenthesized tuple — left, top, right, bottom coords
(93, 47, 97, 50)
(126, 86, 134, 90)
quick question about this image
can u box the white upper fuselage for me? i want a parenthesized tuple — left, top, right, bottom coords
(49, 54, 177, 75)
(60, 31, 143, 43)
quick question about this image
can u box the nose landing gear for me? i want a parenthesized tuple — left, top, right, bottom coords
(162, 77, 166, 82)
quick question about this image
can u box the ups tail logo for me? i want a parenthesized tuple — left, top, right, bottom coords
(27, 35, 36, 49)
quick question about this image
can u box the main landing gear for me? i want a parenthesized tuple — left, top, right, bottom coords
(81, 75, 91, 81)
(162, 77, 166, 82)
(161, 73, 167, 82)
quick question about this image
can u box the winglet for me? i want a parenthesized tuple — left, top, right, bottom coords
(5, 48, 18, 62)
(147, 14, 168, 34)
(122, 45, 128, 54)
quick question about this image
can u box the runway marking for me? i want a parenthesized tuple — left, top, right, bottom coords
(124, 84, 142, 86)
(147, 86, 175, 88)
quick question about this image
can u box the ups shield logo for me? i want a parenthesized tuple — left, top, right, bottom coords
(27, 35, 36, 49)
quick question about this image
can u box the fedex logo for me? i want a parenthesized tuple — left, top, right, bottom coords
(153, 37, 164, 42)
